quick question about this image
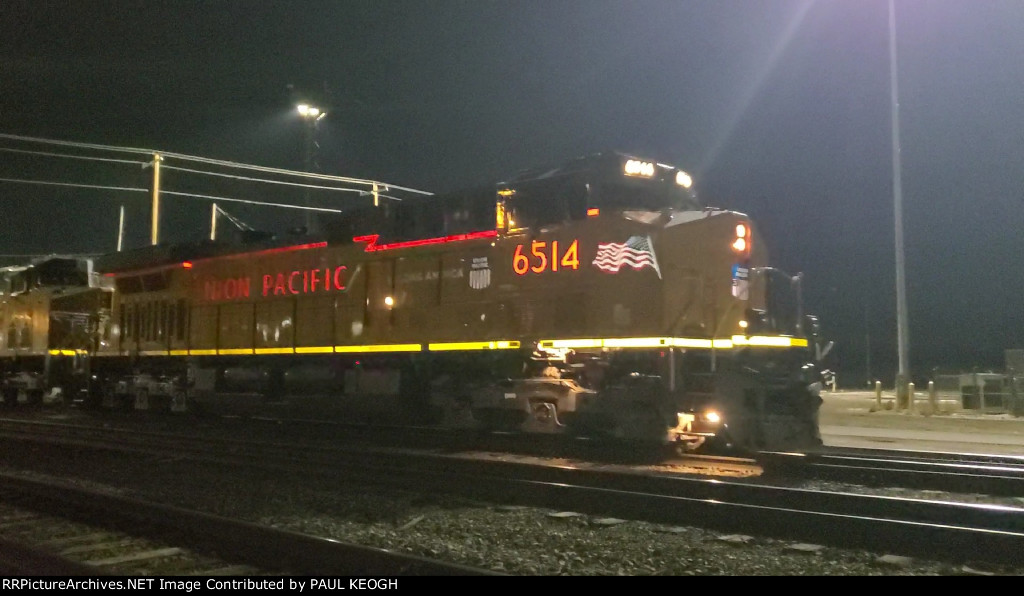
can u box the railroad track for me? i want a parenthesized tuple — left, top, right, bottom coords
(757, 446, 1024, 496)
(6, 411, 1022, 495)
(0, 405, 705, 463)
(0, 473, 502, 576)
(3, 415, 1024, 570)
(0, 500, 264, 576)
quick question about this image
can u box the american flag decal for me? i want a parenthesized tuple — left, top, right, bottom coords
(592, 235, 661, 279)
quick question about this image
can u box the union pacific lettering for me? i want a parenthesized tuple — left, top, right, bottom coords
(201, 266, 347, 302)
(203, 277, 250, 301)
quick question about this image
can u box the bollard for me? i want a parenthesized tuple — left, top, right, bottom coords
(1010, 369, 1021, 417)
(1011, 372, 1022, 417)
(908, 382, 915, 413)
(875, 380, 882, 410)
(928, 380, 937, 415)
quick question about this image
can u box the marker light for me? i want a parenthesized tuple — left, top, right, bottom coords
(624, 159, 655, 177)
(732, 222, 750, 254)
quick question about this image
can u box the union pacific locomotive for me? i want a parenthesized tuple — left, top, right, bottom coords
(0, 152, 828, 451)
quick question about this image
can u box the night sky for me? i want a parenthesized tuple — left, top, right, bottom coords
(1, 0, 1022, 386)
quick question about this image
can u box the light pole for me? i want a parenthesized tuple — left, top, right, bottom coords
(889, 0, 911, 407)
(297, 103, 326, 234)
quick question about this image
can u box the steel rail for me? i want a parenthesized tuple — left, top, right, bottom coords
(0, 473, 501, 576)
(758, 447, 1024, 496)
(3, 420, 1024, 568)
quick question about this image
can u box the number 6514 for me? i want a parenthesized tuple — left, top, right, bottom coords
(512, 239, 579, 275)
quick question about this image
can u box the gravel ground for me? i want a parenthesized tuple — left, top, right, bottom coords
(2, 440, 1021, 576)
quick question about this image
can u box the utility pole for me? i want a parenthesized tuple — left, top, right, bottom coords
(150, 153, 162, 246)
(117, 205, 125, 252)
(889, 0, 911, 407)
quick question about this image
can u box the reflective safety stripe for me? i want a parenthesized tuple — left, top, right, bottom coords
(295, 346, 333, 354)
(538, 336, 806, 350)
(672, 338, 714, 349)
(539, 339, 603, 349)
(334, 344, 422, 353)
(100, 336, 808, 358)
(604, 337, 672, 348)
(427, 341, 520, 351)
(255, 347, 296, 355)
(732, 335, 808, 347)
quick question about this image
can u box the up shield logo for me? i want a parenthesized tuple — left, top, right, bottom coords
(732, 264, 749, 300)
(469, 256, 491, 290)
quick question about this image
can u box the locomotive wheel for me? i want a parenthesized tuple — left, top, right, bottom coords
(531, 401, 556, 424)
(673, 436, 709, 455)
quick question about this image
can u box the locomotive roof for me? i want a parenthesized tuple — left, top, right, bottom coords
(499, 151, 680, 184)
(0, 255, 91, 273)
(92, 234, 311, 274)
(93, 151, 696, 275)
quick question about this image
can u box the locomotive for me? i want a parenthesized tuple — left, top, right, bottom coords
(0, 257, 109, 405)
(0, 152, 827, 452)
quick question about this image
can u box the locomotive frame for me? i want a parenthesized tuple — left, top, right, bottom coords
(1, 152, 827, 452)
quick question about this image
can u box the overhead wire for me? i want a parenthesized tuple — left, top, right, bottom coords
(0, 177, 147, 194)
(160, 164, 387, 196)
(0, 146, 147, 166)
(0, 132, 432, 196)
(0, 176, 348, 212)
(159, 190, 343, 213)
(0, 131, 423, 252)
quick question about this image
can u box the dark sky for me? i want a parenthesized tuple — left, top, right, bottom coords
(1, 0, 1022, 385)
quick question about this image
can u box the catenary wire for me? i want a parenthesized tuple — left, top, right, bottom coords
(159, 190, 342, 213)
(0, 177, 147, 193)
(0, 133, 432, 195)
